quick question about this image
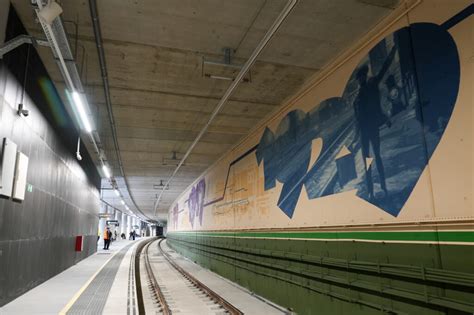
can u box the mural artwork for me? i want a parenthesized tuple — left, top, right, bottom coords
(256, 22, 460, 218)
(171, 178, 206, 228)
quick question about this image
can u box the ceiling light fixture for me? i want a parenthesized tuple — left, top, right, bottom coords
(113, 189, 120, 197)
(72, 91, 93, 133)
(120, 199, 125, 205)
(102, 164, 111, 179)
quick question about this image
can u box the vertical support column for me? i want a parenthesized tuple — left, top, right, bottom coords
(121, 212, 126, 237)
(126, 215, 132, 238)
(98, 203, 107, 249)
(114, 210, 120, 240)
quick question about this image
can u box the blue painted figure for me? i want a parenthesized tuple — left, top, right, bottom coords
(353, 45, 396, 200)
(256, 18, 462, 218)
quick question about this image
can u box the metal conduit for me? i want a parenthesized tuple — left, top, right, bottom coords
(153, 0, 298, 217)
(88, 0, 149, 220)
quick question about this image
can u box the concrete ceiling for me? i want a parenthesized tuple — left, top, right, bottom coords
(11, 0, 399, 222)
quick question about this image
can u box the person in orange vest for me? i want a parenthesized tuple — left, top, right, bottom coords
(103, 226, 112, 250)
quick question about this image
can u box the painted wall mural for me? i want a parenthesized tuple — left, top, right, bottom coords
(169, 3, 473, 231)
(256, 22, 460, 218)
(188, 178, 206, 227)
(172, 178, 206, 229)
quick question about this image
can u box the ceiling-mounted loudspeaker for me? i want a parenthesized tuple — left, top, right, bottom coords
(38, 1, 63, 25)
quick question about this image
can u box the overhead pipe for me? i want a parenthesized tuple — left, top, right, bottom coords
(153, 0, 298, 217)
(88, 0, 150, 220)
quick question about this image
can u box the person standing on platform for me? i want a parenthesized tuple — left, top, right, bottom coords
(103, 226, 112, 250)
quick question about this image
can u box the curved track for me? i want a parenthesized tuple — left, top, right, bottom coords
(136, 237, 243, 315)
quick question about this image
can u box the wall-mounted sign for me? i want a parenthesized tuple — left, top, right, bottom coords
(106, 220, 119, 226)
(13, 152, 29, 201)
(99, 213, 113, 219)
(0, 138, 29, 200)
(0, 138, 18, 197)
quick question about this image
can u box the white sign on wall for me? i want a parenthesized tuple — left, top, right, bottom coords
(0, 138, 18, 198)
(13, 152, 29, 201)
(0, 138, 29, 200)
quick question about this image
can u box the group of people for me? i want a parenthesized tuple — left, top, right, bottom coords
(101, 226, 139, 250)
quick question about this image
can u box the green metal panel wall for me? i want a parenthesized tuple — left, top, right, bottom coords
(167, 232, 474, 315)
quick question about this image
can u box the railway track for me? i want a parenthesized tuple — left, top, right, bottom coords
(136, 237, 243, 315)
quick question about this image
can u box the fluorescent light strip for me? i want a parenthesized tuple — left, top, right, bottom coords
(114, 189, 120, 197)
(102, 164, 111, 179)
(72, 91, 93, 133)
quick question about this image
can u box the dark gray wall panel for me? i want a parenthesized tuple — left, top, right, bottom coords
(0, 7, 100, 306)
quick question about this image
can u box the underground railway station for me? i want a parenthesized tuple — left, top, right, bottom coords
(0, 0, 473, 314)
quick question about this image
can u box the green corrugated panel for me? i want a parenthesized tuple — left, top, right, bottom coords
(167, 233, 474, 315)
(169, 230, 474, 243)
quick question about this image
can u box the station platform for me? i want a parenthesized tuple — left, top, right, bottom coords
(0, 238, 287, 315)
(1, 238, 138, 315)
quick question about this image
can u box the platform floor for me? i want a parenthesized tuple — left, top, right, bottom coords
(1, 239, 139, 315)
(0, 238, 287, 315)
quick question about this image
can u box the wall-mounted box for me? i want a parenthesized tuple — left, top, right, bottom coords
(0, 138, 18, 198)
(13, 152, 29, 201)
(75, 236, 83, 252)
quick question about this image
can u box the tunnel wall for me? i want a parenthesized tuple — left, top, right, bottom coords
(167, 1, 473, 314)
(0, 6, 100, 306)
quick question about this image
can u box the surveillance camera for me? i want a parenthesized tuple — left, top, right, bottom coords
(17, 104, 29, 117)
(76, 152, 82, 161)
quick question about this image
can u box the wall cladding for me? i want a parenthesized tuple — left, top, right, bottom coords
(167, 1, 473, 314)
(168, 233, 474, 314)
(0, 6, 100, 306)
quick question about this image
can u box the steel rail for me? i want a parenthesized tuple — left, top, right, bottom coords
(136, 238, 170, 314)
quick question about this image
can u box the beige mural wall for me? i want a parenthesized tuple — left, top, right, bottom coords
(169, 0, 473, 232)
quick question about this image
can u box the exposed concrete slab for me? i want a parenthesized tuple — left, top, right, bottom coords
(10, 0, 399, 220)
